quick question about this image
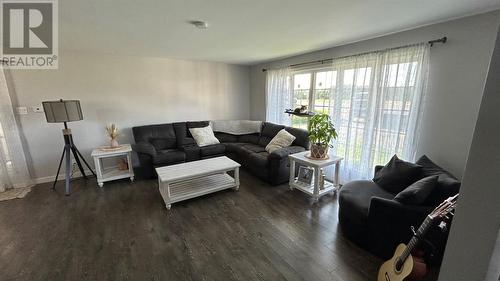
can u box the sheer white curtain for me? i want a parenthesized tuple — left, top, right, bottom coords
(329, 43, 430, 181)
(265, 67, 293, 125)
(0, 69, 32, 191)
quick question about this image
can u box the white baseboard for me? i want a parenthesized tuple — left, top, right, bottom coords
(34, 169, 94, 184)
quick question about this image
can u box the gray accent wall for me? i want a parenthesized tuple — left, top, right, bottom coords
(7, 51, 250, 182)
(486, 231, 500, 281)
(438, 25, 500, 281)
(249, 10, 500, 178)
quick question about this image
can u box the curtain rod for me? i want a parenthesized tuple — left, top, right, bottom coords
(261, 36, 447, 72)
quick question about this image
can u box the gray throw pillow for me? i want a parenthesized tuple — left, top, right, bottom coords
(373, 155, 422, 194)
(394, 175, 439, 205)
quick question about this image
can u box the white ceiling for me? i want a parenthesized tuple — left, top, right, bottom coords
(60, 0, 500, 65)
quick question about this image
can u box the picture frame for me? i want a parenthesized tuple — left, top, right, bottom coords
(297, 166, 314, 185)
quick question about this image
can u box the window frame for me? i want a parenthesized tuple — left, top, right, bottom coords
(291, 66, 334, 110)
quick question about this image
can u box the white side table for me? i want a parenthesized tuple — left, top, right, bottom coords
(288, 151, 343, 202)
(91, 144, 134, 187)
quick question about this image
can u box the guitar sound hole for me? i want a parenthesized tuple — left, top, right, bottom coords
(394, 258, 404, 273)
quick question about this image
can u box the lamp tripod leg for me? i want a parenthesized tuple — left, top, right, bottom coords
(53, 146, 66, 190)
(65, 144, 71, 196)
(71, 146, 87, 178)
(73, 145, 96, 177)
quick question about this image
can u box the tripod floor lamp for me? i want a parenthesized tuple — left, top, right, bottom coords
(42, 99, 96, 195)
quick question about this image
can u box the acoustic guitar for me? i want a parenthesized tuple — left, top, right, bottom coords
(378, 194, 458, 281)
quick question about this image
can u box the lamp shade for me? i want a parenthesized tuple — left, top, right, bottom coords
(42, 100, 83, 123)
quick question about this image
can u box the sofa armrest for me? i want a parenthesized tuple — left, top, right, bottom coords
(269, 146, 306, 160)
(132, 142, 157, 156)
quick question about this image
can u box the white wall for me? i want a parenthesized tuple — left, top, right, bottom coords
(7, 51, 250, 182)
(438, 25, 500, 281)
(249, 10, 500, 178)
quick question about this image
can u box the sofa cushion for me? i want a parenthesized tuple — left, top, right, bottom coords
(265, 129, 296, 153)
(173, 121, 210, 146)
(285, 127, 309, 149)
(416, 155, 457, 178)
(241, 144, 267, 153)
(373, 155, 422, 194)
(245, 152, 269, 168)
(261, 122, 285, 138)
(132, 123, 176, 144)
(214, 132, 238, 143)
(416, 155, 461, 206)
(394, 175, 438, 205)
(150, 138, 177, 150)
(180, 145, 200, 162)
(339, 180, 394, 223)
(238, 133, 260, 145)
(200, 143, 226, 157)
(258, 136, 273, 147)
(173, 122, 191, 147)
(153, 149, 185, 165)
(224, 143, 245, 153)
(225, 143, 266, 155)
(259, 122, 285, 147)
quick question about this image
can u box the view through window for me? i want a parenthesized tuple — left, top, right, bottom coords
(291, 61, 419, 166)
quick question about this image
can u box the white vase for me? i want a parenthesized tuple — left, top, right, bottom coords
(110, 138, 119, 148)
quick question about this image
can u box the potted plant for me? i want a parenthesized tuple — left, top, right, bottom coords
(308, 113, 338, 159)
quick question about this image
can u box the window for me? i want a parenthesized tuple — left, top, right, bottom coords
(291, 69, 336, 129)
(267, 44, 429, 181)
(289, 59, 422, 176)
(290, 67, 372, 129)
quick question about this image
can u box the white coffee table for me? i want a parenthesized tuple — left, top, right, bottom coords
(288, 151, 343, 202)
(91, 144, 134, 187)
(155, 156, 241, 210)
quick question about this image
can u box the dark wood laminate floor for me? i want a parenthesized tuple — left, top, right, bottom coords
(0, 171, 413, 281)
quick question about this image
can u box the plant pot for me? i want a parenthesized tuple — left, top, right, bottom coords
(310, 144, 329, 159)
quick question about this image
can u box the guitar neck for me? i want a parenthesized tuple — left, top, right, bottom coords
(400, 216, 434, 261)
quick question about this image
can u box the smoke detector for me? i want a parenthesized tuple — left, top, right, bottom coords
(189, 20, 209, 29)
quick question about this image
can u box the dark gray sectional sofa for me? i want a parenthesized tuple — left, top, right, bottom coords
(132, 121, 309, 185)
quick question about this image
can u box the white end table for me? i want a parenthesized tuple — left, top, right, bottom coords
(288, 151, 343, 202)
(91, 144, 134, 187)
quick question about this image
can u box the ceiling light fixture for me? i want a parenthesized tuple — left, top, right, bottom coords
(189, 20, 209, 29)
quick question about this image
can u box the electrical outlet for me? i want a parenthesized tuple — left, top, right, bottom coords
(16, 107, 28, 115)
(31, 106, 44, 113)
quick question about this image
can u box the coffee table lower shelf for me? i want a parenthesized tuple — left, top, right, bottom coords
(159, 172, 238, 210)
